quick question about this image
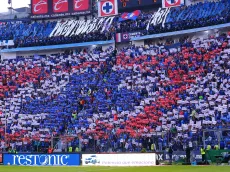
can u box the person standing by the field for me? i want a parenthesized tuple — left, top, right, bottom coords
(168, 146, 173, 165)
(200, 147, 206, 162)
(186, 146, 191, 163)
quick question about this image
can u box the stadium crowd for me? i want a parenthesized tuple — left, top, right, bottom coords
(117, 1, 230, 34)
(0, 1, 230, 48)
(0, 30, 229, 153)
(0, 0, 229, 154)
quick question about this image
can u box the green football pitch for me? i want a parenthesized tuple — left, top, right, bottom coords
(0, 166, 229, 172)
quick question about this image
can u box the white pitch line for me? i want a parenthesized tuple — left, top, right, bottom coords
(78, 167, 117, 172)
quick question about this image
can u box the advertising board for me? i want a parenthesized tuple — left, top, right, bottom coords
(118, 0, 161, 12)
(156, 151, 202, 162)
(31, 0, 92, 19)
(82, 153, 156, 166)
(3, 154, 80, 166)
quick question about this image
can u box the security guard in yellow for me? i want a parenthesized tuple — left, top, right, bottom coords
(201, 147, 206, 162)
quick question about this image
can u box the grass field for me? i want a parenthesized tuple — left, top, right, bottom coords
(0, 166, 230, 172)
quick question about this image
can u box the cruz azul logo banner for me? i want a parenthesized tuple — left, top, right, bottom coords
(82, 153, 156, 166)
(31, 0, 92, 19)
(162, 0, 184, 8)
(116, 32, 141, 43)
(3, 154, 80, 166)
(98, 0, 118, 17)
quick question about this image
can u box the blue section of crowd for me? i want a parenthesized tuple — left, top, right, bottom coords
(166, 1, 230, 23)
(0, 21, 56, 41)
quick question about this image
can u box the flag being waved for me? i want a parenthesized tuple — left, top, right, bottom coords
(119, 10, 141, 22)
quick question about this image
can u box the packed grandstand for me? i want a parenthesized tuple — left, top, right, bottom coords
(0, 0, 229, 161)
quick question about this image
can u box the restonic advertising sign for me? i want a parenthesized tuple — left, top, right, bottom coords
(3, 154, 80, 166)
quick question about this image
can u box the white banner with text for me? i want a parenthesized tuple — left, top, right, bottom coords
(82, 153, 156, 166)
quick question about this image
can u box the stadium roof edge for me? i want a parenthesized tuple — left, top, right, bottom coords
(1, 40, 115, 53)
(131, 23, 230, 41)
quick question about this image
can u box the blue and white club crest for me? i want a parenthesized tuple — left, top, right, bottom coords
(166, 0, 179, 5)
(102, 1, 114, 14)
